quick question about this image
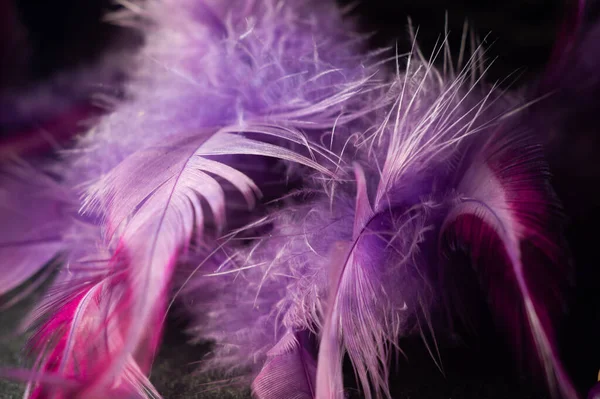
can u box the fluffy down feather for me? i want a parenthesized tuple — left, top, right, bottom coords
(6, 0, 390, 397)
(0, 0, 580, 398)
(180, 37, 576, 398)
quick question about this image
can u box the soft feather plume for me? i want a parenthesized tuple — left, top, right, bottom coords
(0, 0, 584, 398)
(179, 37, 577, 398)
(3, 0, 387, 396)
(183, 36, 581, 399)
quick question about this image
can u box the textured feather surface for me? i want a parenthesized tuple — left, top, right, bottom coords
(186, 44, 579, 399)
(180, 44, 528, 399)
(177, 202, 354, 374)
(15, 0, 386, 396)
(252, 330, 317, 399)
(26, 277, 159, 399)
(439, 128, 577, 399)
(0, 0, 582, 398)
(315, 165, 431, 399)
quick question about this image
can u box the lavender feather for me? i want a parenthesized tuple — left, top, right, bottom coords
(0, 162, 69, 296)
(180, 40, 577, 399)
(3, 0, 388, 397)
(0, 0, 583, 398)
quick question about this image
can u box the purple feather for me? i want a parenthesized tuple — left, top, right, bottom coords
(4, 0, 385, 396)
(0, 0, 584, 398)
(0, 162, 69, 296)
(252, 330, 317, 399)
(439, 129, 577, 399)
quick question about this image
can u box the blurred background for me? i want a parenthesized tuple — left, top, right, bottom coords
(1, 0, 598, 398)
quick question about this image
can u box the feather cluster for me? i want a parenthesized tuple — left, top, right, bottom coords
(0, 0, 587, 398)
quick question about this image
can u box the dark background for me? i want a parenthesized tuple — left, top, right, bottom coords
(2, 0, 599, 398)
